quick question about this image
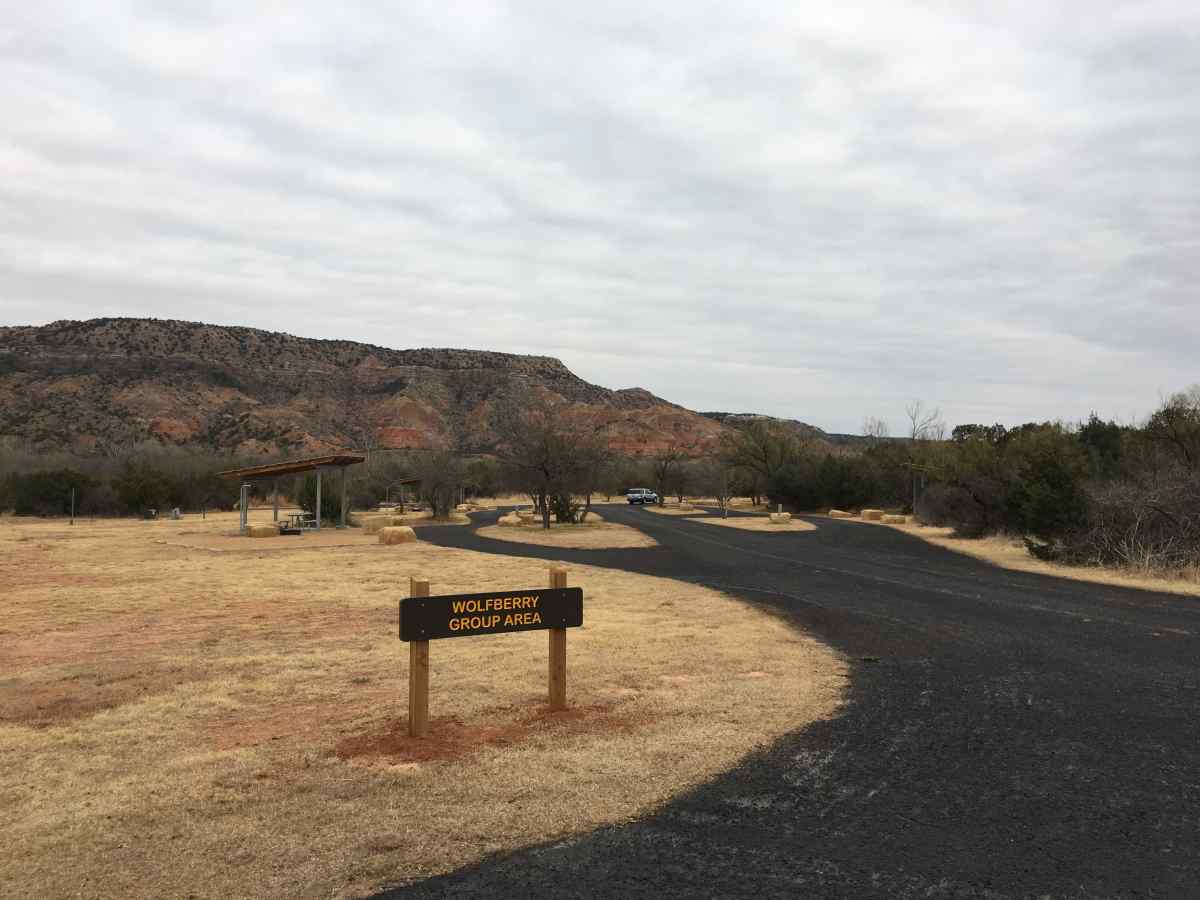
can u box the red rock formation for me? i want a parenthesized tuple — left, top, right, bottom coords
(0, 318, 732, 457)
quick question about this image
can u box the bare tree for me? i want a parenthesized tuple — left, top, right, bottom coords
(347, 419, 381, 473)
(573, 433, 613, 522)
(650, 443, 689, 507)
(696, 456, 735, 517)
(413, 450, 464, 518)
(720, 419, 797, 493)
(862, 416, 889, 445)
(1145, 385, 1200, 471)
(491, 396, 610, 528)
(905, 400, 944, 442)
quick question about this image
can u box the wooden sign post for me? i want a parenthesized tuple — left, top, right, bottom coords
(407, 577, 431, 738)
(549, 567, 568, 710)
(399, 570, 583, 737)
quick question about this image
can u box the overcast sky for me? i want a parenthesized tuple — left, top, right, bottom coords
(2, 2, 1197, 434)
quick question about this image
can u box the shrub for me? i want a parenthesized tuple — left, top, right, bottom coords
(1004, 428, 1089, 545)
(5, 469, 96, 516)
(916, 482, 1007, 538)
(111, 461, 171, 514)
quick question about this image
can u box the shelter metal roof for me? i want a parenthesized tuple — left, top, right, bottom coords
(217, 452, 367, 481)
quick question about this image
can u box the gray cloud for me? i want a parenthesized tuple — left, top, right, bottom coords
(2, 1, 1197, 433)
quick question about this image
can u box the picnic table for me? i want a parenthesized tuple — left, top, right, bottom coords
(281, 512, 316, 533)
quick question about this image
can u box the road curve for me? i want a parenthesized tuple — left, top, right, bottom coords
(372, 505, 1200, 899)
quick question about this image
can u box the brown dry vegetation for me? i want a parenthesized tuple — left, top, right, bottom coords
(694, 516, 818, 534)
(858, 516, 1200, 598)
(641, 505, 705, 517)
(0, 513, 844, 899)
(477, 518, 657, 550)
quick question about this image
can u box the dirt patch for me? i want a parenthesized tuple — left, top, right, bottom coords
(0, 662, 205, 727)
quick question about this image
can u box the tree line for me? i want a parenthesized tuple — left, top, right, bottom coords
(4, 386, 1198, 576)
(0, 443, 248, 517)
(719, 388, 1200, 575)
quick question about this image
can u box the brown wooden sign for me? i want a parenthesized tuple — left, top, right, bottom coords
(400, 586, 583, 642)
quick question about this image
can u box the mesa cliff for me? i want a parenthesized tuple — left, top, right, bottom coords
(0, 318, 729, 457)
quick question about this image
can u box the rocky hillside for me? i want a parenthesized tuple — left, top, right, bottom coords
(699, 412, 831, 444)
(0, 318, 725, 456)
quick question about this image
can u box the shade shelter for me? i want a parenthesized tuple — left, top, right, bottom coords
(218, 452, 366, 533)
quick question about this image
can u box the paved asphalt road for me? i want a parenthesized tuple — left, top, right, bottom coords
(374, 505, 1200, 899)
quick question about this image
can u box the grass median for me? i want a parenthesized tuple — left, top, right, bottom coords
(478, 513, 657, 549)
(849, 515, 1200, 598)
(694, 516, 817, 534)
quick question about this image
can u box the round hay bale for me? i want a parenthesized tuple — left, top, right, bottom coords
(860, 508, 884, 521)
(828, 509, 855, 519)
(246, 523, 280, 538)
(379, 526, 418, 545)
(768, 512, 792, 524)
(882, 514, 907, 524)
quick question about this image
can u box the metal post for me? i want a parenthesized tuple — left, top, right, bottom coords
(70, 488, 75, 526)
(272, 478, 279, 522)
(240, 483, 250, 534)
(315, 468, 323, 531)
(339, 466, 348, 529)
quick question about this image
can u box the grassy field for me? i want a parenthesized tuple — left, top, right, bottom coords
(694, 516, 817, 534)
(641, 504, 706, 517)
(851, 516, 1200, 598)
(0, 512, 844, 899)
(477, 513, 657, 549)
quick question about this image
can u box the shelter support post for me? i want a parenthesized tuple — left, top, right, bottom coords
(339, 466, 348, 529)
(272, 478, 279, 522)
(315, 468, 323, 531)
(239, 483, 250, 534)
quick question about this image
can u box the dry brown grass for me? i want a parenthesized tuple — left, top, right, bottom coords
(478, 516, 657, 550)
(860, 517, 1200, 598)
(642, 505, 705, 517)
(695, 516, 817, 534)
(0, 512, 843, 898)
(727, 498, 769, 512)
